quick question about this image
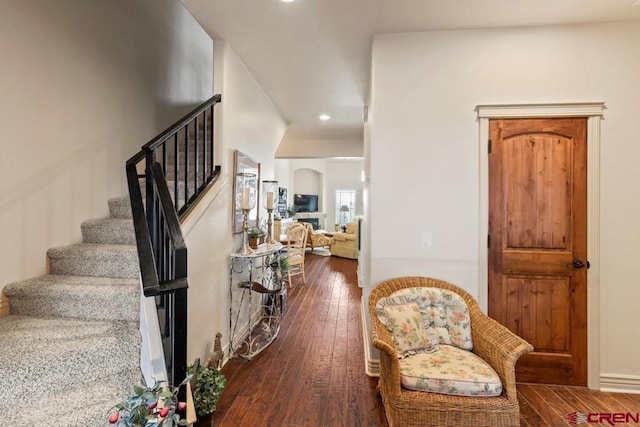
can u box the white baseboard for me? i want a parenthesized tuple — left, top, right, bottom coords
(600, 373, 640, 394)
(361, 298, 379, 377)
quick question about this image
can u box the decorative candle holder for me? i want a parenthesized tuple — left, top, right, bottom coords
(262, 180, 278, 246)
(236, 173, 257, 254)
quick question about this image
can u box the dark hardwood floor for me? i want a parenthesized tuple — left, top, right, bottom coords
(211, 253, 640, 427)
(518, 383, 640, 427)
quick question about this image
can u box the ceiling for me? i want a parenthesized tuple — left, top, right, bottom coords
(182, 0, 640, 149)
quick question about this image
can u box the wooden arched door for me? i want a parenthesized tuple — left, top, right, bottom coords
(488, 117, 587, 386)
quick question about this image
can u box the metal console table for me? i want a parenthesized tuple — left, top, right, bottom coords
(229, 243, 286, 360)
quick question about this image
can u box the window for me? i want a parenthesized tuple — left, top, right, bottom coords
(335, 189, 356, 225)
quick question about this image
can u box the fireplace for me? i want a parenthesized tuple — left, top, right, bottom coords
(294, 212, 327, 230)
(298, 218, 319, 230)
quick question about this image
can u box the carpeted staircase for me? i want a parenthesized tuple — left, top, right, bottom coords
(0, 100, 217, 426)
(0, 196, 143, 426)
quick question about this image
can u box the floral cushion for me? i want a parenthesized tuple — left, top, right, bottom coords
(380, 302, 439, 359)
(399, 344, 502, 397)
(376, 287, 473, 350)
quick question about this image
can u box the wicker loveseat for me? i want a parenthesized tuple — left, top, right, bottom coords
(368, 277, 533, 427)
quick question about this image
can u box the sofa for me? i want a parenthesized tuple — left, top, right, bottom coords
(330, 220, 359, 259)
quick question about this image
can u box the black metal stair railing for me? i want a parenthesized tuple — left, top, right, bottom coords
(126, 95, 222, 388)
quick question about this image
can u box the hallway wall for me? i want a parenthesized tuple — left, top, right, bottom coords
(182, 41, 287, 360)
(0, 0, 213, 290)
(367, 21, 640, 387)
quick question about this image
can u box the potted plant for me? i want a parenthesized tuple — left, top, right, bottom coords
(189, 361, 227, 427)
(247, 225, 265, 249)
(265, 253, 290, 313)
(278, 255, 290, 273)
(284, 205, 297, 219)
(108, 376, 191, 427)
(268, 253, 289, 283)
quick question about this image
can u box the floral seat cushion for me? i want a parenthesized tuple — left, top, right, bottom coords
(399, 344, 503, 397)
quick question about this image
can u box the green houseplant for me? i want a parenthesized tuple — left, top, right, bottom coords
(247, 225, 266, 248)
(188, 363, 226, 418)
(284, 205, 297, 219)
(247, 226, 265, 239)
(274, 254, 289, 273)
(267, 253, 289, 283)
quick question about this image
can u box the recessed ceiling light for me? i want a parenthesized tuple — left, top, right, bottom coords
(281, 0, 295, 3)
(319, 114, 331, 121)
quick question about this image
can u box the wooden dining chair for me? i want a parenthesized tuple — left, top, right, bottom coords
(285, 222, 308, 287)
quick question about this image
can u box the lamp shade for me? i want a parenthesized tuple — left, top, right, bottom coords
(339, 205, 350, 212)
(235, 173, 257, 211)
(262, 180, 278, 209)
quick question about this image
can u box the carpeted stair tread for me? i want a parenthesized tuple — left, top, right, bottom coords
(108, 196, 132, 219)
(164, 165, 200, 180)
(4, 275, 139, 321)
(0, 315, 140, 413)
(0, 192, 155, 425)
(109, 181, 189, 220)
(48, 243, 139, 279)
(134, 180, 186, 197)
(169, 133, 208, 149)
(0, 366, 142, 426)
(82, 217, 135, 245)
(165, 180, 187, 196)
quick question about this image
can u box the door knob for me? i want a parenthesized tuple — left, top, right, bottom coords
(571, 259, 586, 269)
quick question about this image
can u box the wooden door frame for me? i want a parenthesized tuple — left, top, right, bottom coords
(476, 103, 604, 390)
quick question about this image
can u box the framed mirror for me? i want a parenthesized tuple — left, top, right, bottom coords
(233, 150, 261, 234)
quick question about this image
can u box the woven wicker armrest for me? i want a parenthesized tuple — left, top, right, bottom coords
(370, 320, 398, 357)
(468, 308, 533, 402)
(369, 307, 403, 395)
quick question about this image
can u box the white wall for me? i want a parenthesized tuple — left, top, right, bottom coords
(276, 123, 364, 158)
(324, 159, 364, 228)
(0, 0, 213, 291)
(274, 159, 291, 206)
(368, 22, 640, 383)
(293, 169, 323, 201)
(0, 0, 287, 369)
(276, 138, 363, 158)
(279, 159, 326, 214)
(182, 41, 287, 361)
